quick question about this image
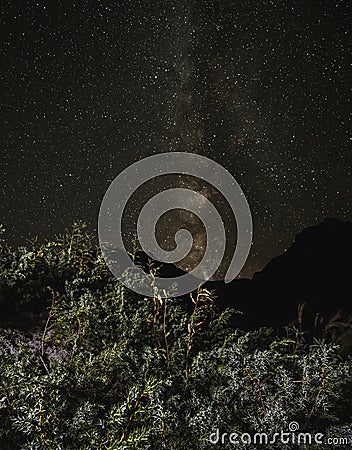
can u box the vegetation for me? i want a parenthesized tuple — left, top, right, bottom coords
(0, 223, 351, 449)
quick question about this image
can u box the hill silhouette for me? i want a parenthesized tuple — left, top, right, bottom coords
(209, 218, 352, 334)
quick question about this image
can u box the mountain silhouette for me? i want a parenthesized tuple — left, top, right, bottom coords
(210, 218, 352, 334)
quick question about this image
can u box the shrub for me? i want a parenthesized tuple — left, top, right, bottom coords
(0, 223, 351, 449)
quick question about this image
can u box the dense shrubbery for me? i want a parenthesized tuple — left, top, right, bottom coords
(0, 223, 351, 449)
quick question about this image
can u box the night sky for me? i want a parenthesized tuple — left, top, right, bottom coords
(1, 1, 351, 278)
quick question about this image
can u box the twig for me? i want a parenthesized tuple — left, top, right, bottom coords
(245, 367, 267, 415)
(38, 354, 50, 375)
(163, 298, 169, 363)
(185, 293, 198, 378)
(308, 366, 325, 418)
(298, 302, 305, 332)
(40, 289, 55, 374)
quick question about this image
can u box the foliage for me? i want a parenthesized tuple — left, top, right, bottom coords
(0, 223, 351, 449)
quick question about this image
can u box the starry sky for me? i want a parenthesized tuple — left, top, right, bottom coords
(1, 0, 351, 278)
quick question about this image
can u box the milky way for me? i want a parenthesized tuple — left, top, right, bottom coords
(1, 1, 350, 278)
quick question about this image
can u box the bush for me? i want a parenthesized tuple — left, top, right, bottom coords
(0, 223, 351, 449)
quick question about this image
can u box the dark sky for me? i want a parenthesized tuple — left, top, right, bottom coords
(1, 0, 351, 278)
